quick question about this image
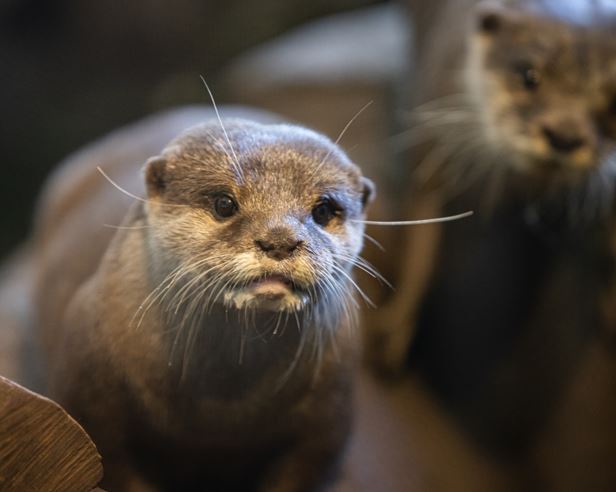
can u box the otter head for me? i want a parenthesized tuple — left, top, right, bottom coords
(466, 1, 616, 185)
(142, 119, 374, 322)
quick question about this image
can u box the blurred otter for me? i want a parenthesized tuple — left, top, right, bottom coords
(368, 0, 616, 487)
(22, 106, 374, 491)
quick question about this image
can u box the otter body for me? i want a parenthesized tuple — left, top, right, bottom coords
(27, 106, 374, 491)
(370, 1, 616, 487)
(374, 0, 616, 372)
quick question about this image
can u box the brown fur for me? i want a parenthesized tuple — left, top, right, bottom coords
(372, 0, 616, 373)
(26, 106, 374, 491)
(367, 1, 616, 488)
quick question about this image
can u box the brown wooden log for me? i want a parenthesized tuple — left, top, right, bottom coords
(0, 375, 103, 492)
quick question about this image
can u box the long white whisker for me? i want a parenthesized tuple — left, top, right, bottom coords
(103, 223, 152, 230)
(330, 262, 375, 308)
(199, 75, 244, 182)
(96, 166, 148, 203)
(96, 166, 186, 209)
(315, 101, 374, 172)
(353, 210, 473, 226)
(334, 100, 373, 146)
(362, 232, 385, 251)
(333, 253, 393, 290)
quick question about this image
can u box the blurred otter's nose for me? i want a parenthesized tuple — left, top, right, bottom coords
(542, 126, 586, 153)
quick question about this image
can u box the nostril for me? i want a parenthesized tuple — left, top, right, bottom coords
(542, 127, 585, 153)
(286, 239, 303, 253)
(255, 238, 303, 260)
(255, 239, 274, 252)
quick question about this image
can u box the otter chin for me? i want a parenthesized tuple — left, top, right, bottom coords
(224, 274, 310, 311)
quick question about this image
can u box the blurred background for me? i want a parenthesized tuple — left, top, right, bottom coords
(0, 0, 406, 259)
(3, 1, 616, 492)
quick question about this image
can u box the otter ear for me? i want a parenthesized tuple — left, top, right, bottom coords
(476, 2, 516, 34)
(144, 156, 167, 197)
(360, 176, 376, 209)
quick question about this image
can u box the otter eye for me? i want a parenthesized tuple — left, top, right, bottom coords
(312, 199, 338, 227)
(521, 67, 540, 91)
(213, 194, 238, 219)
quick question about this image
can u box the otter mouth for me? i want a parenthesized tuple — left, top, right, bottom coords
(223, 274, 309, 312)
(245, 274, 296, 298)
(530, 157, 593, 181)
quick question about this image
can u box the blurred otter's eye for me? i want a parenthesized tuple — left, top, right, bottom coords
(213, 194, 238, 219)
(312, 198, 338, 227)
(521, 67, 541, 91)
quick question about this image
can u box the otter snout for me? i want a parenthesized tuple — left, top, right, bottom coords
(542, 126, 586, 154)
(535, 112, 596, 168)
(255, 227, 304, 261)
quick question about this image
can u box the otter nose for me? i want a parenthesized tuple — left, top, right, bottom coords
(255, 232, 303, 261)
(542, 126, 585, 153)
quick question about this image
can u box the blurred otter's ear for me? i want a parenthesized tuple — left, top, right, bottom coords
(476, 2, 516, 34)
(361, 176, 376, 209)
(144, 156, 167, 197)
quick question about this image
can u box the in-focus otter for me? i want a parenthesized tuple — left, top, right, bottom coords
(369, 0, 616, 483)
(27, 106, 374, 491)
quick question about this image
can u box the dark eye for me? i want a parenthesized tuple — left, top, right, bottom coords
(521, 67, 540, 90)
(312, 199, 338, 227)
(213, 194, 238, 219)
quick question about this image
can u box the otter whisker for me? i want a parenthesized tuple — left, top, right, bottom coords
(170, 266, 235, 371)
(362, 232, 385, 251)
(205, 267, 253, 313)
(334, 101, 373, 147)
(202, 268, 236, 314)
(329, 262, 375, 308)
(274, 323, 308, 392)
(352, 210, 473, 226)
(103, 223, 152, 230)
(96, 166, 149, 203)
(96, 166, 188, 210)
(132, 261, 196, 328)
(326, 275, 360, 311)
(402, 93, 471, 115)
(413, 135, 462, 185)
(441, 139, 499, 197)
(314, 100, 373, 172)
(273, 311, 284, 336)
(333, 253, 393, 290)
(163, 257, 221, 308)
(199, 76, 244, 183)
(319, 276, 352, 330)
(415, 127, 485, 187)
(136, 255, 216, 329)
(175, 272, 218, 321)
(169, 262, 226, 316)
(293, 310, 302, 333)
(389, 126, 440, 152)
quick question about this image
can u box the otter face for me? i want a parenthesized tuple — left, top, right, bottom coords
(143, 120, 374, 318)
(467, 3, 616, 180)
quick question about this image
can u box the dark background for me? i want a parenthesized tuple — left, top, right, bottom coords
(0, 0, 383, 257)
